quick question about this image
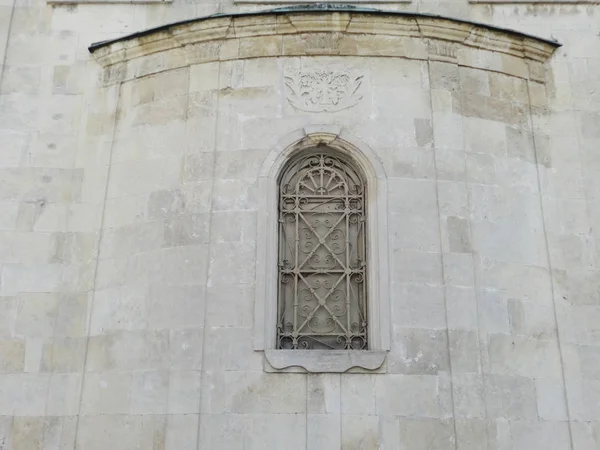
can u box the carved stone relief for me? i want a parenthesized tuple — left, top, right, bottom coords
(284, 69, 364, 113)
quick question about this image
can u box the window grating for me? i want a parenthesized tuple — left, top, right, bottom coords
(277, 151, 368, 350)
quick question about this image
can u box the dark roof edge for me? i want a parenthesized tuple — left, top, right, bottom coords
(88, 3, 561, 53)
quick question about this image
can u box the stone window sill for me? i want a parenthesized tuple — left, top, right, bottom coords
(48, 0, 170, 4)
(264, 349, 387, 373)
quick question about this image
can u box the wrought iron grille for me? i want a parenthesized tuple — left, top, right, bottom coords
(277, 152, 368, 350)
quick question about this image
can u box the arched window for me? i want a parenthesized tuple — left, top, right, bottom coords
(277, 151, 368, 350)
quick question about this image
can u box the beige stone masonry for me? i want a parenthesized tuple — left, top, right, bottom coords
(89, 10, 560, 85)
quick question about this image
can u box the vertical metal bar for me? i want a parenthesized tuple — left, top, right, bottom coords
(345, 201, 351, 349)
(293, 193, 299, 348)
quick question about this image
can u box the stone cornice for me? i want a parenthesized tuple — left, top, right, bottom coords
(89, 6, 560, 83)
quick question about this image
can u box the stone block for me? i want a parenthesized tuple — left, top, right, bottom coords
(179, 182, 213, 215)
(43, 415, 77, 450)
(146, 284, 205, 331)
(200, 370, 227, 414)
(508, 299, 557, 340)
(205, 283, 254, 328)
(0, 297, 16, 338)
(182, 152, 214, 183)
(455, 418, 488, 450)
(46, 372, 81, 416)
(449, 330, 481, 373)
(308, 414, 341, 450)
(372, 86, 430, 121)
(506, 126, 536, 164)
(389, 211, 441, 252)
(389, 328, 450, 375)
(488, 334, 562, 378)
(0, 201, 19, 231)
(475, 257, 552, 304)
(210, 211, 257, 244)
(477, 289, 510, 335)
(488, 72, 528, 104)
(41, 337, 86, 373)
(484, 374, 538, 419)
(169, 329, 204, 370)
(376, 374, 441, 417)
(163, 213, 210, 247)
(81, 371, 132, 414)
(90, 285, 147, 334)
(510, 420, 571, 450)
(437, 181, 468, 218)
(0, 338, 25, 372)
(208, 241, 256, 286)
(189, 62, 219, 92)
(0, 373, 49, 415)
(165, 414, 197, 450)
(463, 117, 506, 156)
(398, 418, 455, 450)
(54, 292, 89, 337)
(197, 414, 245, 448)
(187, 91, 218, 120)
(113, 122, 187, 164)
(429, 61, 459, 91)
(243, 58, 280, 88)
(129, 370, 169, 414)
(106, 157, 182, 199)
(571, 421, 600, 450)
(379, 146, 436, 180)
(452, 373, 485, 418)
(445, 286, 478, 331)
(0, 264, 64, 297)
(553, 269, 600, 307)
(225, 371, 306, 414)
(203, 327, 261, 372)
(129, 244, 209, 287)
(341, 415, 379, 450)
(76, 415, 166, 450)
(458, 67, 490, 96)
(443, 216, 472, 253)
(11, 417, 44, 450)
(415, 118, 434, 147)
(467, 153, 539, 195)
(435, 148, 467, 181)
(1, 65, 41, 95)
(199, 413, 306, 450)
(535, 377, 568, 420)
(341, 374, 376, 415)
(168, 370, 201, 414)
(147, 189, 186, 220)
(566, 377, 600, 421)
(132, 68, 189, 106)
(391, 283, 446, 330)
(86, 330, 170, 371)
(99, 221, 164, 260)
(432, 113, 464, 151)
(215, 150, 270, 180)
(211, 179, 257, 212)
(307, 374, 341, 414)
(392, 250, 443, 285)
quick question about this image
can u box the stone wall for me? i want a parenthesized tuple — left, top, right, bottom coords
(0, 3, 599, 450)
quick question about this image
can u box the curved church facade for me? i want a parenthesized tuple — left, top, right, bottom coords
(0, 0, 599, 448)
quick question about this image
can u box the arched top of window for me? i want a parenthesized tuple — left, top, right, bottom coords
(276, 150, 368, 350)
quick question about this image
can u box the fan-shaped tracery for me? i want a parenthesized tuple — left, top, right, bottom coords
(277, 152, 367, 350)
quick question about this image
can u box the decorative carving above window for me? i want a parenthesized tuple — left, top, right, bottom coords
(285, 70, 364, 113)
(277, 152, 368, 350)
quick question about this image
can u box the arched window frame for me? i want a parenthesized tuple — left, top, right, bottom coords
(254, 126, 391, 373)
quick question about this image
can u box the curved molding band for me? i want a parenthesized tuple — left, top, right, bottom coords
(265, 350, 387, 373)
(89, 5, 560, 84)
